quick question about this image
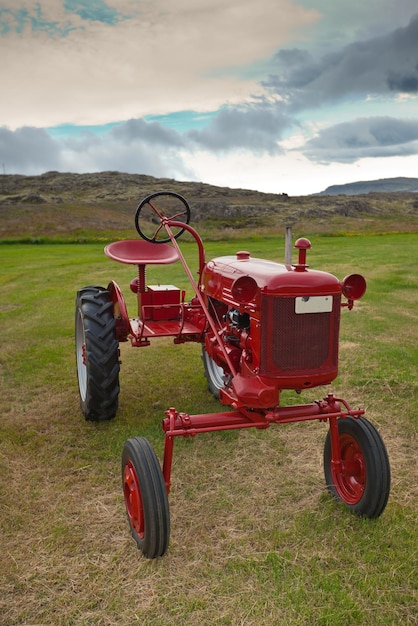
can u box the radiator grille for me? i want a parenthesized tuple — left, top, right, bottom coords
(260, 295, 340, 376)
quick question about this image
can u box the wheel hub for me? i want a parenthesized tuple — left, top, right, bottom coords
(123, 461, 144, 537)
(334, 434, 366, 504)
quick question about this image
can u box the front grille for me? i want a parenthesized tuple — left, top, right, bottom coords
(260, 295, 340, 377)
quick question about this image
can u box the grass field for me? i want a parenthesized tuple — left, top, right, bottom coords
(0, 232, 417, 625)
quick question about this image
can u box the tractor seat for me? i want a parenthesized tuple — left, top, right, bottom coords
(104, 240, 180, 265)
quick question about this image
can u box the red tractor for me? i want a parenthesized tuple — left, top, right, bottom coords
(75, 191, 390, 559)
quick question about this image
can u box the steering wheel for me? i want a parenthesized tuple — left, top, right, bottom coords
(134, 191, 191, 243)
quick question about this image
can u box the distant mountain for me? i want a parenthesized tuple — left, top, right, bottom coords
(314, 177, 418, 196)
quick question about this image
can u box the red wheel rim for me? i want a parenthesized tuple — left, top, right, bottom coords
(123, 461, 144, 537)
(332, 433, 366, 504)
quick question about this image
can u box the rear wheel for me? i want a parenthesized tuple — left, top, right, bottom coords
(202, 346, 227, 399)
(122, 437, 170, 559)
(324, 416, 390, 518)
(75, 286, 120, 421)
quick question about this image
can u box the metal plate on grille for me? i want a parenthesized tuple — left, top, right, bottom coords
(295, 295, 333, 314)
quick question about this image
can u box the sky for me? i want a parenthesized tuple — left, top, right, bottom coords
(1, 0, 418, 195)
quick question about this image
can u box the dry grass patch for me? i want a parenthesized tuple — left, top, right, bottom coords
(1, 377, 415, 625)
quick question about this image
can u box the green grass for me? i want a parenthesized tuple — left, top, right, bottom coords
(0, 233, 417, 625)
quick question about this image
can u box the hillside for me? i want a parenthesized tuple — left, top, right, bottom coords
(1, 171, 417, 240)
(315, 177, 418, 196)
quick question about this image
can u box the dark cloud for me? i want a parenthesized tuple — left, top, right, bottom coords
(5, 113, 418, 177)
(183, 14, 418, 157)
(264, 14, 418, 108)
(387, 67, 418, 93)
(0, 121, 193, 179)
(110, 119, 184, 147)
(186, 103, 293, 154)
(60, 129, 193, 180)
(0, 126, 61, 172)
(0, 103, 292, 177)
(302, 116, 418, 163)
(265, 48, 324, 90)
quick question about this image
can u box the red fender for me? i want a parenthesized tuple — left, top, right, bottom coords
(107, 280, 135, 342)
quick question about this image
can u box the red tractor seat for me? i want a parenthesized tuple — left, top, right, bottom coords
(105, 240, 180, 265)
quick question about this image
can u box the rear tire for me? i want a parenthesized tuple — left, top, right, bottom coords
(122, 437, 170, 559)
(201, 346, 227, 399)
(324, 416, 390, 518)
(75, 286, 120, 421)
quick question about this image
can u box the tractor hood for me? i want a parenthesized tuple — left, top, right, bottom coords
(202, 252, 341, 306)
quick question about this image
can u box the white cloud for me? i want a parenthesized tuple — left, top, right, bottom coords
(0, 0, 318, 129)
(185, 149, 418, 196)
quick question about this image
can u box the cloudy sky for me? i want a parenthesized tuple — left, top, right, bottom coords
(1, 0, 418, 195)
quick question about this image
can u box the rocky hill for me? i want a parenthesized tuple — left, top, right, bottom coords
(1, 171, 417, 239)
(0, 170, 286, 213)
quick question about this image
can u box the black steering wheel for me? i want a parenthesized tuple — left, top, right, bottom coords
(134, 191, 191, 243)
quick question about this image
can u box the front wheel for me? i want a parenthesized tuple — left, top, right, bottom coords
(122, 437, 170, 559)
(75, 286, 120, 421)
(324, 416, 390, 518)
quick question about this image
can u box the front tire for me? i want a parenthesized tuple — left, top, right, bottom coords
(324, 416, 390, 518)
(122, 437, 170, 559)
(75, 286, 120, 421)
